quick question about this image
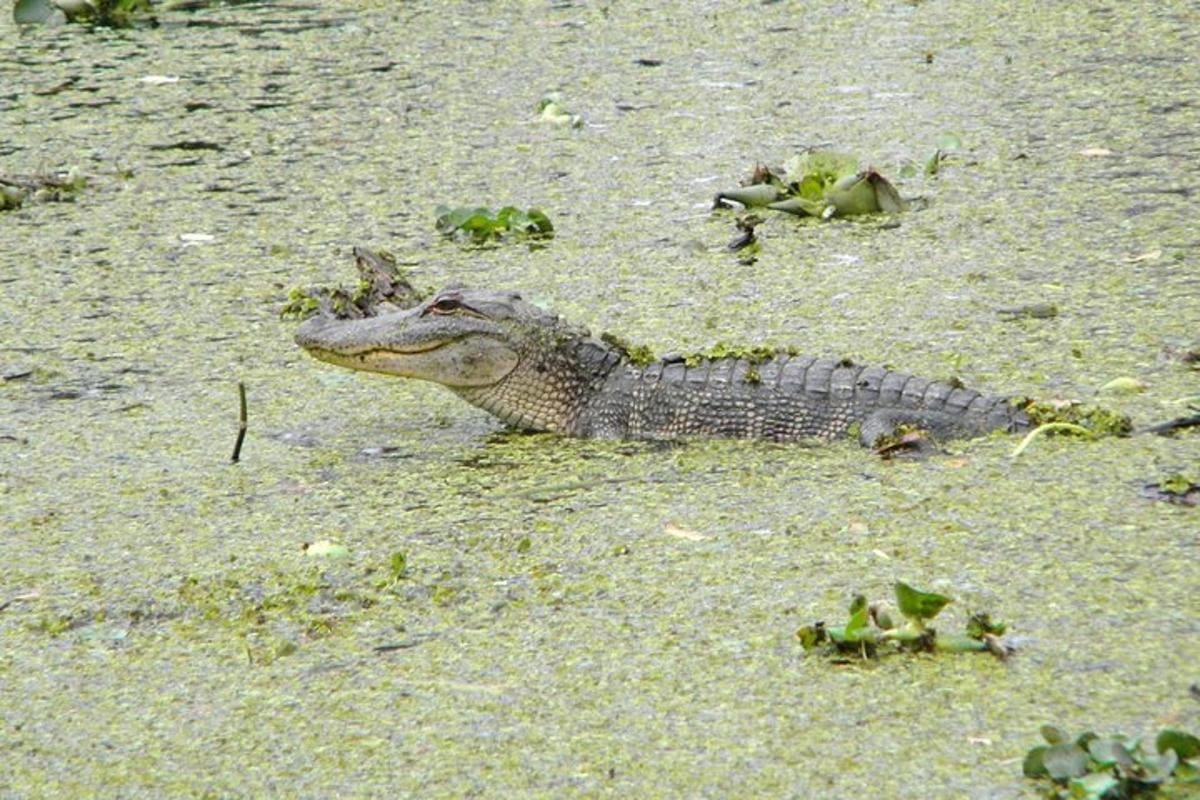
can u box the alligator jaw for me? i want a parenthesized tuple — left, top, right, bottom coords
(294, 311, 519, 388)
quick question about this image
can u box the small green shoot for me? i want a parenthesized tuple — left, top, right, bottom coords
(1023, 724, 1200, 799)
(435, 205, 554, 244)
(387, 552, 407, 582)
(797, 582, 1009, 661)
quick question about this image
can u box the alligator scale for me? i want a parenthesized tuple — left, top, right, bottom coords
(295, 286, 1032, 446)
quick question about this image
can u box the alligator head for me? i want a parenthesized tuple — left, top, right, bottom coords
(294, 286, 620, 431)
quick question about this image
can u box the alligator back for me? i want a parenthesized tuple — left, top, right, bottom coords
(577, 355, 1030, 444)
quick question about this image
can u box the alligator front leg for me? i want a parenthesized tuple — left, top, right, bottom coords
(859, 409, 956, 449)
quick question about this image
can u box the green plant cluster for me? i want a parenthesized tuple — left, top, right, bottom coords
(713, 150, 907, 220)
(435, 205, 554, 244)
(280, 247, 425, 321)
(1016, 398, 1134, 436)
(1023, 725, 1200, 799)
(797, 582, 1009, 660)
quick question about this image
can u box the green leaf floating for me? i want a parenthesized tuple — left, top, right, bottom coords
(1041, 743, 1090, 781)
(843, 594, 870, 638)
(1157, 729, 1200, 760)
(894, 581, 952, 622)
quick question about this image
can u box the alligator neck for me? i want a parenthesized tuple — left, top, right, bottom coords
(452, 333, 627, 433)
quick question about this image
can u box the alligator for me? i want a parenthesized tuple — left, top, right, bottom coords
(295, 286, 1035, 446)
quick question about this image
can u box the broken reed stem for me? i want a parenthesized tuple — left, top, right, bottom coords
(230, 381, 247, 463)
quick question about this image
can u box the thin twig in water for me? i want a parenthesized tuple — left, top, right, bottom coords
(230, 381, 247, 463)
(1010, 422, 1094, 459)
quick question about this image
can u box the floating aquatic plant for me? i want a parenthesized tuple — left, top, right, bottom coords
(797, 581, 1009, 660)
(1023, 724, 1200, 799)
(435, 205, 554, 244)
(714, 150, 907, 220)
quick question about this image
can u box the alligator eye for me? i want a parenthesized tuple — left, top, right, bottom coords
(428, 298, 462, 315)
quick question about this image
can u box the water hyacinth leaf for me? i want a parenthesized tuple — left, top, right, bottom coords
(933, 634, 988, 653)
(1157, 729, 1200, 760)
(845, 594, 870, 636)
(435, 205, 486, 233)
(1174, 761, 1200, 782)
(714, 184, 783, 208)
(435, 205, 554, 242)
(14, 0, 57, 23)
(1040, 725, 1070, 745)
(1141, 749, 1180, 784)
(1042, 743, 1089, 780)
(1023, 745, 1050, 778)
(871, 172, 907, 212)
(1068, 773, 1119, 799)
(1087, 737, 1133, 769)
(966, 612, 1007, 639)
(894, 581, 952, 622)
(796, 625, 822, 651)
(825, 172, 880, 216)
(783, 150, 859, 193)
(924, 149, 942, 176)
(524, 208, 553, 233)
(767, 196, 824, 216)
